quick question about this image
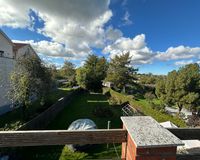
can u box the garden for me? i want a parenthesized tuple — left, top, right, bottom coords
(15, 91, 123, 160)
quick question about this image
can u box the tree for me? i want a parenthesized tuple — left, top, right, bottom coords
(61, 61, 76, 86)
(105, 52, 137, 91)
(76, 67, 87, 89)
(139, 73, 159, 85)
(156, 63, 200, 113)
(76, 55, 108, 91)
(9, 55, 52, 118)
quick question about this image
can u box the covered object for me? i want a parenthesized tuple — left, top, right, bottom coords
(67, 119, 97, 150)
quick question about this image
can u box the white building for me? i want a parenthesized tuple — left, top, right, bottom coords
(0, 29, 38, 115)
(13, 43, 38, 59)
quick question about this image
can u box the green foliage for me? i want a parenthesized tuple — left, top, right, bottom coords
(9, 56, 52, 118)
(138, 73, 162, 85)
(0, 88, 72, 130)
(149, 101, 165, 112)
(105, 88, 186, 127)
(156, 63, 200, 112)
(59, 146, 88, 160)
(60, 61, 76, 86)
(76, 55, 108, 91)
(76, 67, 87, 88)
(48, 64, 60, 80)
(105, 52, 137, 91)
(23, 92, 122, 159)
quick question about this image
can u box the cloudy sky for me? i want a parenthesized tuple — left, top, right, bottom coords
(1, 0, 200, 74)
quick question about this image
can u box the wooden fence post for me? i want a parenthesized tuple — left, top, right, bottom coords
(121, 116, 184, 160)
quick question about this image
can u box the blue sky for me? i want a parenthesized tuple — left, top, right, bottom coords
(1, 0, 200, 75)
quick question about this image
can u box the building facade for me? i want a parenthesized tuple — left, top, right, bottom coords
(0, 30, 38, 115)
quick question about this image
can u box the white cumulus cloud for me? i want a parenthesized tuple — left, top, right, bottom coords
(174, 60, 194, 66)
(156, 46, 200, 61)
(103, 34, 155, 64)
(0, 0, 121, 60)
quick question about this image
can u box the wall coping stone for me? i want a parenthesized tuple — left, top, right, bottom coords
(121, 116, 184, 148)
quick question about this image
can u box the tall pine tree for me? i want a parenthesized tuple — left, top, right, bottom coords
(105, 52, 137, 91)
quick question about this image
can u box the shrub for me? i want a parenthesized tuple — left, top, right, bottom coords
(187, 115, 200, 127)
(149, 101, 165, 112)
(59, 146, 88, 160)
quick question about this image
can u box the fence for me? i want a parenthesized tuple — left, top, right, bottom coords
(0, 116, 199, 159)
(18, 89, 81, 130)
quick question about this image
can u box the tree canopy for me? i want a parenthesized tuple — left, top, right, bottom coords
(76, 54, 108, 91)
(9, 56, 52, 117)
(156, 63, 200, 112)
(105, 52, 137, 91)
(60, 61, 76, 86)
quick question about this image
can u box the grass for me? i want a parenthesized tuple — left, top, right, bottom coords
(48, 92, 122, 129)
(107, 88, 187, 127)
(0, 87, 73, 131)
(17, 91, 123, 160)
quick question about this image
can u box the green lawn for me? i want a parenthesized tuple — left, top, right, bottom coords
(0, 88, 73, 131)
(16, 92, 123, 160)
(107, 88, 186, 127)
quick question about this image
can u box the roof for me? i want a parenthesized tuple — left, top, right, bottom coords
(13, 43, 28, 50)
(0, 29, 14, 46)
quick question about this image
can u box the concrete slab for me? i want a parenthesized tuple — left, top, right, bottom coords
(121, 116, 184, 148)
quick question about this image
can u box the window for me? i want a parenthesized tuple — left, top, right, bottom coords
(0, 50, 4, 57)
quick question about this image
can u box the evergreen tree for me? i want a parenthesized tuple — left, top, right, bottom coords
(156, 63, 200, 113)
(105, 52, 137, 91)
(76, 54, 108, 91)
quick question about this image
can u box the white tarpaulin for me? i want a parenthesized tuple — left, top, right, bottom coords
(68, 119, 97, 131)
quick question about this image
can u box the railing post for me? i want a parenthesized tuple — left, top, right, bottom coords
(121, 116, 183, 160)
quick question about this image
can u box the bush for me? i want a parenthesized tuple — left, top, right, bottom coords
(149, 101, 165, 112)
(187, 115, 200, 127)
(108, 97, 121, 105)
(59, 146, 88, 160)
(93, 106, 113, 118)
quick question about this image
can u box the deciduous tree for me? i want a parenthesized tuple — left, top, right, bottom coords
(61, 61, 76, 86)
(9, 56, 52, 118)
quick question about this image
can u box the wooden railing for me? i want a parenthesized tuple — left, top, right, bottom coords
(168, 128, 200, 160)
(167, 128, 200, 140)
(0, 129, 127, 147)
(0, 118, 199, 160)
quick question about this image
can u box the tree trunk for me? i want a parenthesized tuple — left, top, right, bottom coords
(177, 103, 183, 114)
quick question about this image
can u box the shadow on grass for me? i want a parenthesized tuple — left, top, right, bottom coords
(0, 88, 72, 131)
(16, 91, 123, 160)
